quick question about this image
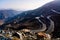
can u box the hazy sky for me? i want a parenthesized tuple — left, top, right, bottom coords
(0, 0, 54, 10)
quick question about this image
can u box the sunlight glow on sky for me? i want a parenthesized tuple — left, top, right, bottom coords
(0, 0, 54, 10)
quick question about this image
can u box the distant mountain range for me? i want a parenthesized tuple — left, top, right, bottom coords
(0, 9, 23, 25)
(3, 0, 60, 25)
(0, 1, 59, 23)
(0, 9, 23, 20)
